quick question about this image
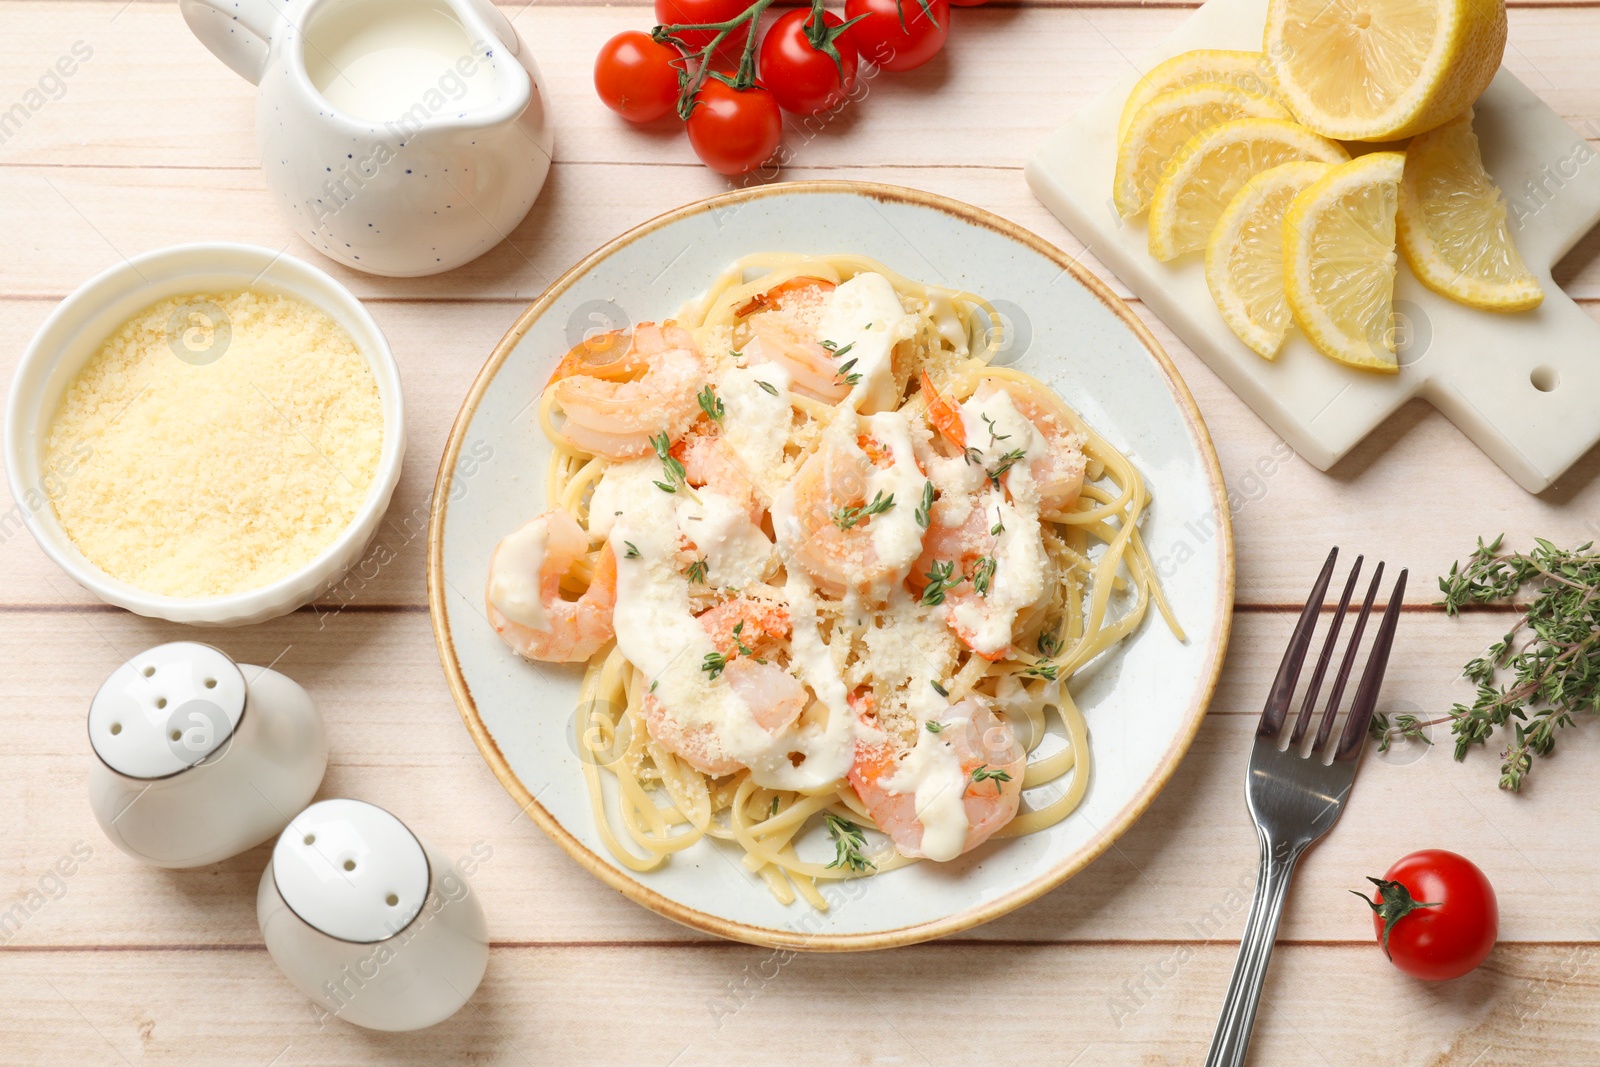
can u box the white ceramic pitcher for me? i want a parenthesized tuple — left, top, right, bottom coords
(180, 0, 553, 277)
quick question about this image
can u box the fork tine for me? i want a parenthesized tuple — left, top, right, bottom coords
(1337, 568, 1409, 759)
(1289, 556, 1362, 746)
(1313, 562, 1384, 752)
(1259, 546, 1338, 739)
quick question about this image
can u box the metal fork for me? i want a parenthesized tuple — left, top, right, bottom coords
(1203, 547, 1406, 1067)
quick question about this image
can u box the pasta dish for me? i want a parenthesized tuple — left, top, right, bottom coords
(484, 254, 1178, 909)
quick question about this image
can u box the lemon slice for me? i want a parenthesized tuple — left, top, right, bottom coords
(1398, 109, 1543, 312)
(1264, 0, 1507, 141)
(1117, 50, 1282, 143)
(1205, 162, 1334, 359)
(1147, 118, 1349, 261)
(1283, 152, 1406, 372)
(1113, 83, 1292, 218)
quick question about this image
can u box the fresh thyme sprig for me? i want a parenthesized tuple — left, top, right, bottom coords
(925, 720, 944, 733)
(757, 379, 779, 396)
(921, 559, 958, 606)
(701, 651, 728, 680)
(685, 557, 709, 584)
(697, 384, 724, 425)
(832, 490, 894, 530)
(972, 556, 997, 598)
(1369, 535, 1600, 790)
(914, 480, 934, 529)
(823, 812, 875, 872)
(1020, 660, 1060, 681)
(651, 432, 691, 495)
(986, 447, 1028, 488)
(969, 766, 1013, 790)
(623, 541, 641, 560)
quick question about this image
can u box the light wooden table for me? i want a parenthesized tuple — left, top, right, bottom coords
(3, 1, 1599, 1063)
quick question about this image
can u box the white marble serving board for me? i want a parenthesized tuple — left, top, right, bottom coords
(1026, 0, 1600, 493)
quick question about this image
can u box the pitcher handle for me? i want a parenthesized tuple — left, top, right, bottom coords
(179, 0, 281, 85)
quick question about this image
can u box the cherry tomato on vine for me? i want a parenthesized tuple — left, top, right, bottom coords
(594, 31, 683, 123)
(759, 9, 860, 116)
(685, 79, 783, 176)
(1356, 850, 1498, 981)
(654, 0, 751, 50)
(844, 0, 949, 73)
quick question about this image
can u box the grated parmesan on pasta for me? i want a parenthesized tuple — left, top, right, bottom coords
(45, 289, 383, 598)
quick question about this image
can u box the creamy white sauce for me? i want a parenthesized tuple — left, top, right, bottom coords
(946, 390, 1052, 657)
(926, 289, 969, 357)
(859, 410, 932, 589)
(487, 518, 551, 630)
(885, 717, 971, 862)
(717, 363, 793, 503)
(817, 273, 917, 414)
(677, 489, 773, 589)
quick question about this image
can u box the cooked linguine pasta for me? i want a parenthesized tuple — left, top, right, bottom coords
(484, 253, 1179, 909)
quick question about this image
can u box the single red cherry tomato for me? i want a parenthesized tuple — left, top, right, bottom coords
(594, 31, 682, 123)
(654, 0, 751, 50)
(685, 80, 783, 176)
(844, 0, 949, 73)
(1358, 849, 1497, 981)
(759, 9, 860, 116)
(948, 0, 989, 6)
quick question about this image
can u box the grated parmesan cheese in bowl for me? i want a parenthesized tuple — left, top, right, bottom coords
(5, 242, 406, 626)
(46, 289, 383, 598)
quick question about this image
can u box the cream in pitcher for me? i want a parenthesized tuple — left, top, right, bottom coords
(180, 0, 553, 277)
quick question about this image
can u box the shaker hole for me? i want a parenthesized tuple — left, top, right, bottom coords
(303, 834, 316, 846)
(343, 859, 357, 872)
(169, 729, 181, 741)
(109, 722, 122, 736)
(1531, 366, 1560, 392)
(204, 678, 217, 689)
(142, 666, 155, 677)
(155, 698, 167, 709)
(386, 893, 399, 907)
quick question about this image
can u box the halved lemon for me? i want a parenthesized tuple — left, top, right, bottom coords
(1398, 108, 1543, 312)
(1117, 50, 1283, 143)
(1113, 83, 1291, 218)
(1283, 152, 1407, 372)
(1264, 0, 1506, 141)
(1205, 162, 1334, 359)
(1147, 118, 1348, 261)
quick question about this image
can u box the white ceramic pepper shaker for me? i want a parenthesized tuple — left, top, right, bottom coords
(257, 799, 490, 1031)
(87, 642, 328, 868)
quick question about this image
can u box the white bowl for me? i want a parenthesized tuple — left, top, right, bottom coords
(4, 242, 405, 626)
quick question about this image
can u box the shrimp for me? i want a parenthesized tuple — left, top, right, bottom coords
(920, 373, 1087, 512)
(779, 424, 906, 593)
(674, 431, 764, 523)
(908, 500, 1013, 661)
(747, 317, 852, 405)
(486, 510, 617, 664)
(546, 322, 709, 461)
(736, 277, 852, 404)
(735, 276, 835, 317)
(643, 598, 803, 775)
(695, 597, 790, 657)
(848, 697, 1024, 861)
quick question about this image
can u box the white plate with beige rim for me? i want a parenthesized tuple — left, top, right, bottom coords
(428, 182, 1234, 950)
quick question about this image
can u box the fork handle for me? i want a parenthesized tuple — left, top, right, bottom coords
(1203, 836, 1304, 1067)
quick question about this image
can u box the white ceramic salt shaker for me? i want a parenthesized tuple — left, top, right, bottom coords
(257, 799, 489, 1031)
(87, 642, 328, 868)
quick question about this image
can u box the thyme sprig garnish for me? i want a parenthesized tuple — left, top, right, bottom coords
(972, 556, 997, 598)
(921, 559, 959, 606)
(702, 651, 729, 680)
(986, 447, 1028, 488)
(623, 541, 641, 560)
(1020, 660, 1060, 681)
(1369, 535, 1600, 790)
(1037, 626, 1064, 659)
(915, 480, 934, 529)
(697, 384, 724, 425)
(757, 379, 780, 397)
(823, 812, 875, 872)
(832, 490, 894, 530)
(925, 720, 944, 733)
(650, 431, 697, 498)
(969, 766, 1013, 789)
(685, 557, 709, 584)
